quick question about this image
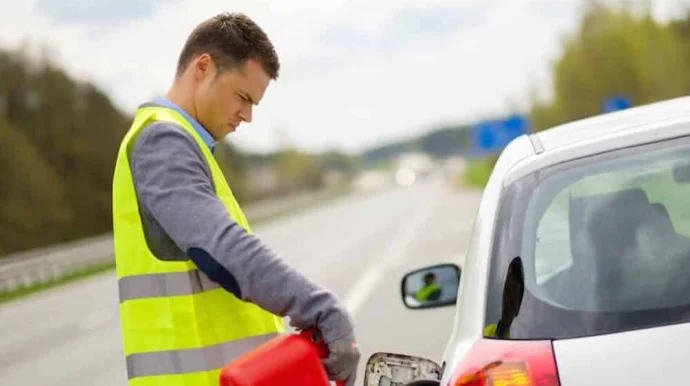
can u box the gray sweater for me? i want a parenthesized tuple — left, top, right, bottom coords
(130, 121, 353, 344)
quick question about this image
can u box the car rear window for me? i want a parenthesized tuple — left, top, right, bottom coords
(484, 134, 690, 340)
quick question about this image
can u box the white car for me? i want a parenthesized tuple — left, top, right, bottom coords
(363, 96, 690, 386)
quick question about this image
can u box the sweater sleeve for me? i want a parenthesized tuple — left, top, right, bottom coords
(130, 122, 354, 343)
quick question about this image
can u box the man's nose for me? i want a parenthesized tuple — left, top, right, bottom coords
(239, 105, 253, 123)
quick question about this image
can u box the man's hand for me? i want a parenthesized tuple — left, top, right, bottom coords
(322, 334, 361, 386)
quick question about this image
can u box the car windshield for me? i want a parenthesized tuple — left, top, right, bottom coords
(484, 134, 690, 340)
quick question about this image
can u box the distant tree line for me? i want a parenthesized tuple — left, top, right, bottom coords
(529, 2, 690, 132)
(359, 125, 472, 168)
(0, 47, 130, 255)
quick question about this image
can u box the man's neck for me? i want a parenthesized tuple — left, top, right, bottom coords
(165, 86, 198, 122)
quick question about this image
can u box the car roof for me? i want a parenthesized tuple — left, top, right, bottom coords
(533, 96, 690, 153)
(502, 96, 690, 184)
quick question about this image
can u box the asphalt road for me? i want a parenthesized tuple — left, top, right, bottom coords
(0, 178, 482, 386)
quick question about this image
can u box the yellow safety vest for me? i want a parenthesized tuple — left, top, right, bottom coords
(112, 105, 285, 386)
(484, 323, 510, 339)
(415, 283, 442, 301)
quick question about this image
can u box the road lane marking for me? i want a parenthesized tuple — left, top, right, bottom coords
(343, 186, 444, 316)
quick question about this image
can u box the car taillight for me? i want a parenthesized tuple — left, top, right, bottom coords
(450, 339, 560, 386)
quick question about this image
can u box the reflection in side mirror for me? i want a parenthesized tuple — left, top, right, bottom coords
(401, 263, 461, 310)
(364, 352, 442, 386)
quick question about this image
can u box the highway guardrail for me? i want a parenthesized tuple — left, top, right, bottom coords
(0, 186, 352, 295)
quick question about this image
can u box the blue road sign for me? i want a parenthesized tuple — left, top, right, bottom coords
(603, 95, 632, 113)
(471, 114, 531, 154)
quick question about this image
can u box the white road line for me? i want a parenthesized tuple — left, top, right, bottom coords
(343, 186, 444, 316)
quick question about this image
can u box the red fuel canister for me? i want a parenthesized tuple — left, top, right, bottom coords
(219, 329, 345, 386)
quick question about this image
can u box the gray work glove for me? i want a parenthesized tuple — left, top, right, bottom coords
(321, 333, 361, 386)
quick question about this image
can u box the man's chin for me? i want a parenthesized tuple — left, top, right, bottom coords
(218, 127, 234, 137)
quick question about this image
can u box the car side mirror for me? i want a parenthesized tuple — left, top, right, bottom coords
(401, 263, 461, 309)
(364, 352, 442, 386)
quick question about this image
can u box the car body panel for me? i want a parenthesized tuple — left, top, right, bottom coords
(507, 115, 690, 186)
(552, 322, 690, 385)
(536, 96, 690, 152)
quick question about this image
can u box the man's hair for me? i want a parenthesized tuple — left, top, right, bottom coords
(176, 12, 280, 79)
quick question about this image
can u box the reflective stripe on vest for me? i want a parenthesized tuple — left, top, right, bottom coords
(118, 270, 220, 301)
(112, 105, 285, 385)
(126, 333, 277, 378)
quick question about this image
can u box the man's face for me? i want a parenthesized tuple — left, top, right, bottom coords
(193, 56, 270, 140)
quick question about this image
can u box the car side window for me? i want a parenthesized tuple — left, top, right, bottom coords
(487, 138, 690, 340)
(640, 169, 690, 239)
(531, 163, 690, 309)
(533, 190, 573, 286)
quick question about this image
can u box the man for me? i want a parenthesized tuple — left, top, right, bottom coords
(484, 257, 524, 339)
(111, 12, 360, 386)
(415, 272, 442, 302)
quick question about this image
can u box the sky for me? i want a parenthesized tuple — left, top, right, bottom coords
(0, 0, 687, 154)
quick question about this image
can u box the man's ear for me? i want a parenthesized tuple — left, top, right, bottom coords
(193, 54, 214, 81)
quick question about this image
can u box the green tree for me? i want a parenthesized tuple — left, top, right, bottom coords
(274, 150, 326, 193)
(532, 3, 690, 131)
(0, 44, 130, 253)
